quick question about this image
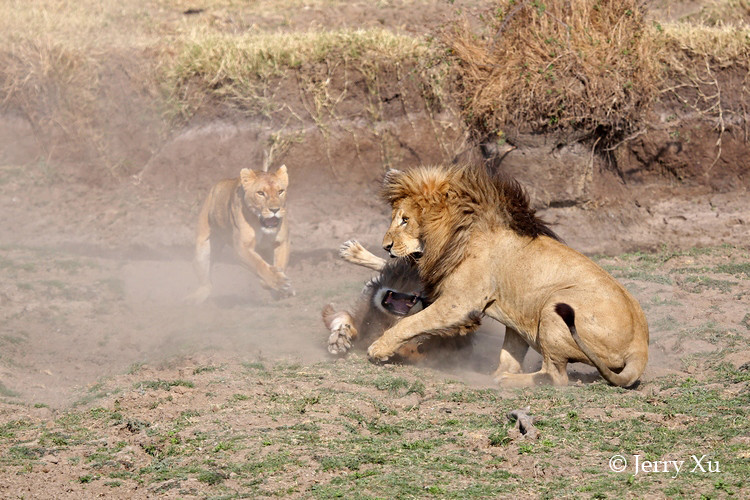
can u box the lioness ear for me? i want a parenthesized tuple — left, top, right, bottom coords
(240, 168, 256, 186)
(275, 164, 288, 186)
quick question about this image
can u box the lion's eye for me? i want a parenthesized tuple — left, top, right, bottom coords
(256, 191, 266, 197)
(278, 189, 285, 196)
(400, 216, 409, 226)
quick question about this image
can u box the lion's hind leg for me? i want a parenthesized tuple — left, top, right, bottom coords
(495, 318, 570, 387)
(185, 230, 214, 304)
(340, 240, 387, 272)
(322, 304, 359, 355)
(493, 327, 530, 379)
(496, 357, 569, 387)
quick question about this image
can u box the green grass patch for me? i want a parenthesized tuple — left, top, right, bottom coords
(136, 379, 195, 391)
(683, 276, 738, 293)
(0, 381, 20, 398)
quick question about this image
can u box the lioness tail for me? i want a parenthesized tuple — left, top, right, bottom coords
(554, 303, 640, 388)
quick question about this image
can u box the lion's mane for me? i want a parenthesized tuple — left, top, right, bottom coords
(382, 165, 560, 297)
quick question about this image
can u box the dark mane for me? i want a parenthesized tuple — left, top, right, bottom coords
(491, 171, 562, 242)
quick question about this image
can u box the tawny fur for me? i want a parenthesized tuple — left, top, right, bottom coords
(186, 165, 293, 304)
(373, 164, 649, 387)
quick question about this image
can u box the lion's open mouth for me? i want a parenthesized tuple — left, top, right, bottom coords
(381, 290, 420, 316)
(260, 216, 281, 229)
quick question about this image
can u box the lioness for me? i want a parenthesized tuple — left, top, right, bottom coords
(368, 165, 649, 387)
(322, 240, 478, 361)
(187, 165, 293, 303)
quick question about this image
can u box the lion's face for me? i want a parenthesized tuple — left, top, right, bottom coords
(382, 199, 423, 258)
(240, 165, 288, 233)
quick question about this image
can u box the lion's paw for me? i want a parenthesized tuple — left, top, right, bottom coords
(327, 317, 356, 355)
(494, 371, 539, 388)
(269, 268, 294, 298)
(367, 338, 397, 363)
(339, 240, 365, 261)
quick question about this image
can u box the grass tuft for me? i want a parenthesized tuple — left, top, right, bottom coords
(165, 28, 431, 118)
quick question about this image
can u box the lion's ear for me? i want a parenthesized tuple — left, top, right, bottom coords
(240, 168, 256, 186)
(275, 164, 288, 186)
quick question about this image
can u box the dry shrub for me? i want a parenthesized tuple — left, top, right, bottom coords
(445, 0, 661, 145)
(0, 40, 98, 150)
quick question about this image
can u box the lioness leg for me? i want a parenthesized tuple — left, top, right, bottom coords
(493, 327, 529, 379)
(340, 240, 387, 272)
(274, 223, 291, 271)
(233, 236, 291, 293)
(272, 227, 295, 298)
(190, 237, 213, 302)
(185, 203, 217, 306)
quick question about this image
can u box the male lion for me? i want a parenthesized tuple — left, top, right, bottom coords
(187, 165, 293, 304)
(368, 165, 649, 387)
(322, 240, 478, 362)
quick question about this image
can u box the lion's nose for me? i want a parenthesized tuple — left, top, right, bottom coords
(383, 242, 393, 253)
(270, 208, 279, 215)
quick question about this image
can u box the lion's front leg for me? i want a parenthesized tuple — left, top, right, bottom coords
(339, 240, 387, 272)
(367, 296, 480, 362)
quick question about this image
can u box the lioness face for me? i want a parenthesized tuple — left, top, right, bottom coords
(240, 165, 288, 233)
(383, 200, 422, 258)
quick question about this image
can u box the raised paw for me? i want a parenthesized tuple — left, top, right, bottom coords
(339, 239, 386, 271)
(322, 307, 357, 355)
(339, 240, 364, 260)
(327, 320, 356, 355)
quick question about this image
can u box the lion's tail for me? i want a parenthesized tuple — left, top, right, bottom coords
(554, 303, 643, 388)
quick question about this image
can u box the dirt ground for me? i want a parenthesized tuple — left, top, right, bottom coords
(0, 0, 749, 498)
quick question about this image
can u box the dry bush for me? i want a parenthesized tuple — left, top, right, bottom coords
(445, 0, 661, 145)
(0, 40, 99, 154)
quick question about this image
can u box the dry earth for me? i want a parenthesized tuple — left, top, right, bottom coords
(0, 0, 748, 498)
